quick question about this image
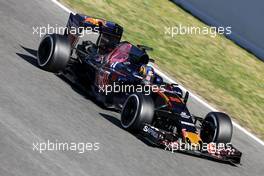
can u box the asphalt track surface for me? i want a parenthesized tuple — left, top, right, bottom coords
(0, 0, 263, 175)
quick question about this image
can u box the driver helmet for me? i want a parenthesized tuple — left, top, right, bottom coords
(139, 65, 155, 84)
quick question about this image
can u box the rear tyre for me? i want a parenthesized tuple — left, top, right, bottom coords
(200, 112, 233, 143)
(121, 93, 154, 132)
(37, 34, 71, 73)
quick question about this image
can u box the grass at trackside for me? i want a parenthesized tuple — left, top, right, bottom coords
(60, 0, 264, 139)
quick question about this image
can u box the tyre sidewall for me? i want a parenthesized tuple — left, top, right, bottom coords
(37, 34, 71, 72)
(121, 93, 154, 132)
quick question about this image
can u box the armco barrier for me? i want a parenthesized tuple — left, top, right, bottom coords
(171, 0, 264, 61)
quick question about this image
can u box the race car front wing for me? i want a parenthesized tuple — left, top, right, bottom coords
(141, 124, 242, 166)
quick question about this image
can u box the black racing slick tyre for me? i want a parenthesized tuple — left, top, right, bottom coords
(200, 112, 233, 143)
(121, 93, 154, 132)
(37, 34, 71, 73)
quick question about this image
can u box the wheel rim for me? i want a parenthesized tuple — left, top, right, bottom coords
(201, 116, 217, 143)
(37, 35, 54, 67)
(121, 95, 139, 128)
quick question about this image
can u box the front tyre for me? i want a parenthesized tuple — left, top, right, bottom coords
(200, 112, 233, 143)
(121, 93, 154, 132)
(37, 34, 71, 73)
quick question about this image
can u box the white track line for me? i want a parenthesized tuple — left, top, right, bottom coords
(50, 0, 264, 146)
(51, 0, 74, 14)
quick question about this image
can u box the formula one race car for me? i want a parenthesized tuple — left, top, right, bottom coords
(37, 13, 242, 165)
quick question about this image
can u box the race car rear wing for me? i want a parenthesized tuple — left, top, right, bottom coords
(65, 13, 123, 52)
